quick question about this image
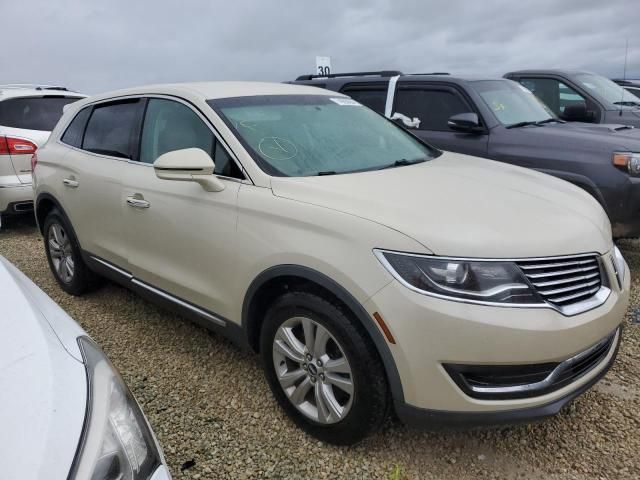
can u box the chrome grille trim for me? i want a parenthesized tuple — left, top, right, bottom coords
(516, 254, 605, 310)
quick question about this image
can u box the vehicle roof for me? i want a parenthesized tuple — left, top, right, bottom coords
(0, 85, 85, 100)
(81, 81, 339, 105)
(295, 73, 509, 86)
(505, 69, 594, 77)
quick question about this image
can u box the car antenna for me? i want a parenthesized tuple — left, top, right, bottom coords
(620, 37, 629, 116)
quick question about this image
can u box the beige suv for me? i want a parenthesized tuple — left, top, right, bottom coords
(33, 82, 629, 445)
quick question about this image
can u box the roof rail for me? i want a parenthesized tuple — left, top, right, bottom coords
(295, 70, 403, 81)
(0, 84, 68, 91)
(410, 72, 450, 76)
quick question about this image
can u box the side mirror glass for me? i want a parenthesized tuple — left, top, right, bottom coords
(154, 148, 225, 192)
(448, 112, 482, 133)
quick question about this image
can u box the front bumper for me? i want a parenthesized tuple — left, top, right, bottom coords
(364, 250, 629, 425)
(394, 330, 620, 429)
(0, 181, 33, 214)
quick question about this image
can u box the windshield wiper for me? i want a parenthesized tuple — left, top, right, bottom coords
(613, 101, 640, 107)
(317, 170, 337, 176)
(378, 158, 426, 170)
(535, 118, 564, 125)
(505, 121, 540, 129)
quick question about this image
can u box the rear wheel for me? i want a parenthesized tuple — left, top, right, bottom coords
(43, 209, 98, 295)
(260, 291, 389, 445)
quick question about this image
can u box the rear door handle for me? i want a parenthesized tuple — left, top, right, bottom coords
(63, 178, 79, 188)
(126, 196, 150, 209)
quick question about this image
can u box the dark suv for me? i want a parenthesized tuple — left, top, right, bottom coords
(291, 71, 640, 237)
(504, 70, 640, 127)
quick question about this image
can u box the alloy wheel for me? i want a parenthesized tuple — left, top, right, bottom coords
(272, 316, 354, 424)
(48, 223, 75, 284)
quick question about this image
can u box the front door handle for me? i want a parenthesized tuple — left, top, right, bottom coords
(126, 196, 150, 209)
(63, 178, 79, 188)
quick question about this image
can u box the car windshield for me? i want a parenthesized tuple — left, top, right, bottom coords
(471, 80, 557, 127)
(574, 73, 640, 107)
(208, 95, 439, 177)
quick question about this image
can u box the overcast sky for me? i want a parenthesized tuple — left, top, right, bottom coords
(2, 0, 638, 94)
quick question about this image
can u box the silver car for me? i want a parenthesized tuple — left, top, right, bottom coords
(0, 84, 84, 226)
(0, 256, 171, 480)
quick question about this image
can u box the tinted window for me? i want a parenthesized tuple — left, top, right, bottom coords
(0, 96, 82, 131)
(342, 87, 387, 114)
(61, 107, 91, 148)
(83, 100, 142, 159)
(140, 98, 242, 178)
(519, 78, 586, 116)
(394, 88, 470, 131)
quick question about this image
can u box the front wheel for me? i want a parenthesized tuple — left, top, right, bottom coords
(260, 291, 389, 445)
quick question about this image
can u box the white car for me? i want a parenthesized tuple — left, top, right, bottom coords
(0, 85, 85, 226)
(0, 256, 171, 480)
(33, 82, 629, 445)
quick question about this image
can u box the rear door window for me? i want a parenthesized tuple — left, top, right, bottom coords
(0, 96, 82, 131)
(341, 86, 388, 114)
(82, 99, 143, 159)
(394, 87, 472, 131)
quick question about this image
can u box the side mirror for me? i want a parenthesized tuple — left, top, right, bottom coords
(448, 113, 482, 133)
(154, 148, 225, 192)
(560, 102, 592, 122)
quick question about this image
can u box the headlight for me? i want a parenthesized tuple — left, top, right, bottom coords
(613, 152, 640, 175)
(375, 250, 542, 305)
(69, 336, 164, 480)
(612, 245, 626, 288)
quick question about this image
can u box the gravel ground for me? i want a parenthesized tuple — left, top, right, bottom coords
(1, 216, 639, 480)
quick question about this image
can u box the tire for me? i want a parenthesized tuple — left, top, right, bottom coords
(43, 208, 99, 295)
(260, 291, 389, 445)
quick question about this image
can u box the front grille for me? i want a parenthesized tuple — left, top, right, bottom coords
(444, 328, 618, 400)
(516, 255, 602, 307)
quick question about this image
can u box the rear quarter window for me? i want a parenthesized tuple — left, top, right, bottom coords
(0, 96, 82, 131)
(61, 107, 92, 148)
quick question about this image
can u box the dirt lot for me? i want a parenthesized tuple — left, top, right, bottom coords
(1, 216, 639, 480)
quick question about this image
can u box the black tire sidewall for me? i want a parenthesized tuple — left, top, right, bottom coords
(260, 291, 389, 445)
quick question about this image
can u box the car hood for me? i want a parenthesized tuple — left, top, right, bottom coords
(515, 121, 640, 150)
(0, 258, 86, 480)
(271, 152, 612, 258)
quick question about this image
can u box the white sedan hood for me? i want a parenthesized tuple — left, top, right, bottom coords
(0, 258, 86, 480)
(271, 152, 612, 258)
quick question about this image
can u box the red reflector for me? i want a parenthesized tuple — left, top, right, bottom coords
(31, 153, 38, 172)
(0, 136, 8, 155)
(7, 137, 37, 155)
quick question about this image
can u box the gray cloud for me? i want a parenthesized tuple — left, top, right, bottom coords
(1, 0, 638, 94)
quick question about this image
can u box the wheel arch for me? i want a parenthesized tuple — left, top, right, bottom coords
(35, 193, 81, 247)
(242, 264, 405, 402)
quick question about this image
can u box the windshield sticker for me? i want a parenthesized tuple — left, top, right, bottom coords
(330, 98, 361, 106)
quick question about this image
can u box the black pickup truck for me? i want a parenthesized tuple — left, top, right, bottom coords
(291, 71, 640, 237)
(504, 70, 640, 128)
